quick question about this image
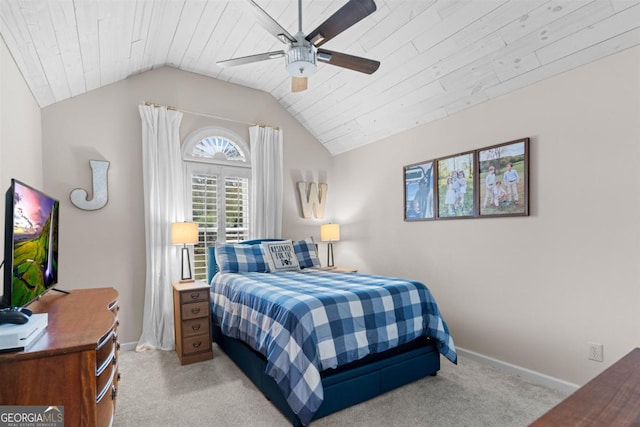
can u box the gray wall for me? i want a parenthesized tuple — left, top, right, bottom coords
(39, 67, 333, 345)
(331, 45, 640, 386)
(0, 36, 42, 298)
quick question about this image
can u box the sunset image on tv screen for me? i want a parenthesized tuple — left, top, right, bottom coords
(11, 182, 59, 307)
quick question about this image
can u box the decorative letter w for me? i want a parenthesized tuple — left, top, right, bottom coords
(297, 182, 328, 219)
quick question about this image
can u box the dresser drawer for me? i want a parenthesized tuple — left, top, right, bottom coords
(181, 301, 209, 320)
(96, 353, 116, 401)
(182, 317, 211, 338)
(96, 373, 117, 427)
(183, 334, 212, 355)
(96, 330, 116, 372)
(180, 289, 209, 304)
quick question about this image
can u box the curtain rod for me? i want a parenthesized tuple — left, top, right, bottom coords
(143, 101, 279, 130)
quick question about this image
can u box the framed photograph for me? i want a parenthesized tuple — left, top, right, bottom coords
(478, 138, 529, 217)
(404, 160, 435, 221)
(436, 152, 476, 218)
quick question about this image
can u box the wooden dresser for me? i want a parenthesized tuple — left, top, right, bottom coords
(531, 347, 640, 426)
(173, 281, 213, 365)
(0, 287, 120, 427)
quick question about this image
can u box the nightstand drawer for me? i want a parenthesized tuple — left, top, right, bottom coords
(181, 301, 209, 320)
(183, 334, 212, 355)
(180, 289, 209, 304)
(182, 317, 210, 338)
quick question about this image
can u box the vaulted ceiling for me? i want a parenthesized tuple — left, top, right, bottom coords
(1, 0, 639, 155)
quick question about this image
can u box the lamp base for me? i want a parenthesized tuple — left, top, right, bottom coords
(327, 242, 335, 268)
(180, 246, 194, 282)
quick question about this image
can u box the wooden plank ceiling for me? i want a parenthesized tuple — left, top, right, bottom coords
(1, 0, 639, 155)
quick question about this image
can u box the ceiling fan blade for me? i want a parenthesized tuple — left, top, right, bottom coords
(317, 49, 380, 74)
(244, 0, 296, 44)
(217, 51, 285, 68)
(306, 0, 377, 47)
(291, 77, 308, 92)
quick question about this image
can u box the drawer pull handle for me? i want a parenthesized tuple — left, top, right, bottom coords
(190, 292, 200, 300)
(191, 307, 201, 315)
(193, 341, 202, 348)
(112, 355, 118, 366)
(191, 324, 201, 331)
(111, 385, 117, 400)
(117, 372, 121, 382)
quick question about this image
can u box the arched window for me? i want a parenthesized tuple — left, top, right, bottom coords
(182, 127, 251, 280)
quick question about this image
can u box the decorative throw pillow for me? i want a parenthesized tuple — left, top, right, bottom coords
(215, 242, 268, 273)
(293, 237, 321, 269)
(261, 240, 300, 272)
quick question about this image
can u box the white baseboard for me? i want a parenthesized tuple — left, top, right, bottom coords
(457, 347, 579, 395)
(119, 341, 138, 352)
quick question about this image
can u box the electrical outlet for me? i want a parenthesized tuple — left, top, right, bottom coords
(588, 342, 604, 362)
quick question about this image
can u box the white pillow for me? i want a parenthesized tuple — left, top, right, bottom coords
(261, 240, 300, 272)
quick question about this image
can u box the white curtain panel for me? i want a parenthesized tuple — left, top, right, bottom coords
(136, 104, 185, 351)
(249, 125, 283, 239)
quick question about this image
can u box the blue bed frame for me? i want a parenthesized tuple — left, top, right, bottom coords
(207, 241, 441, 426)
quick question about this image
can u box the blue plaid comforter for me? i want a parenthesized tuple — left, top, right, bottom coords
(210, 270, 457, 425)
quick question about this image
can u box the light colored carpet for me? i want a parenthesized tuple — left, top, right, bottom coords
(113, 344, 568, 426)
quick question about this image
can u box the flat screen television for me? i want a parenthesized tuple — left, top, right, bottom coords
(2, 179, 60, 308)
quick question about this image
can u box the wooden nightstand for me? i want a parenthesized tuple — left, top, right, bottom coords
(172, 281, 213, 365)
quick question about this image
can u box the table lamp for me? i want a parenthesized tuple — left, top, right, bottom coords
(320, 223, 340, 268)
(171, 222, 199, 282)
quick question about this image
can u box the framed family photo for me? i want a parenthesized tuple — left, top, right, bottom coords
(436, 151, 476, 218)
(404, 161, 435, 221)
(478, 138, 529, 217)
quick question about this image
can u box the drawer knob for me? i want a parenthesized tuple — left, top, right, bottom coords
(117, 372, 121, 382)
(192, 341, 202, 348)
(191, 307, 201, 315)
(191, 323, 201, 331)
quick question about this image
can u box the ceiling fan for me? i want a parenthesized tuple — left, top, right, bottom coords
(217, 0, 380, 93)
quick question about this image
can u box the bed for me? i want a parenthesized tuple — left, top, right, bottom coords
(207, 239, 456, 426)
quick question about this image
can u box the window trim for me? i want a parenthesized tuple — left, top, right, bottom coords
(182, 126, 252, 280)
(182, 126, 251, 168)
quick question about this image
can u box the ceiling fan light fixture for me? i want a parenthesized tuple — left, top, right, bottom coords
(291, 76, 308, 92)
(285, 45, 317, 77)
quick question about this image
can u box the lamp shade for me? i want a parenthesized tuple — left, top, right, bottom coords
(320, 224, 340, 242)
(171, 222, 199, 245)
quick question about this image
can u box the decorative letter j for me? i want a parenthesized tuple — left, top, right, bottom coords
(70, 160, 110, 210)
